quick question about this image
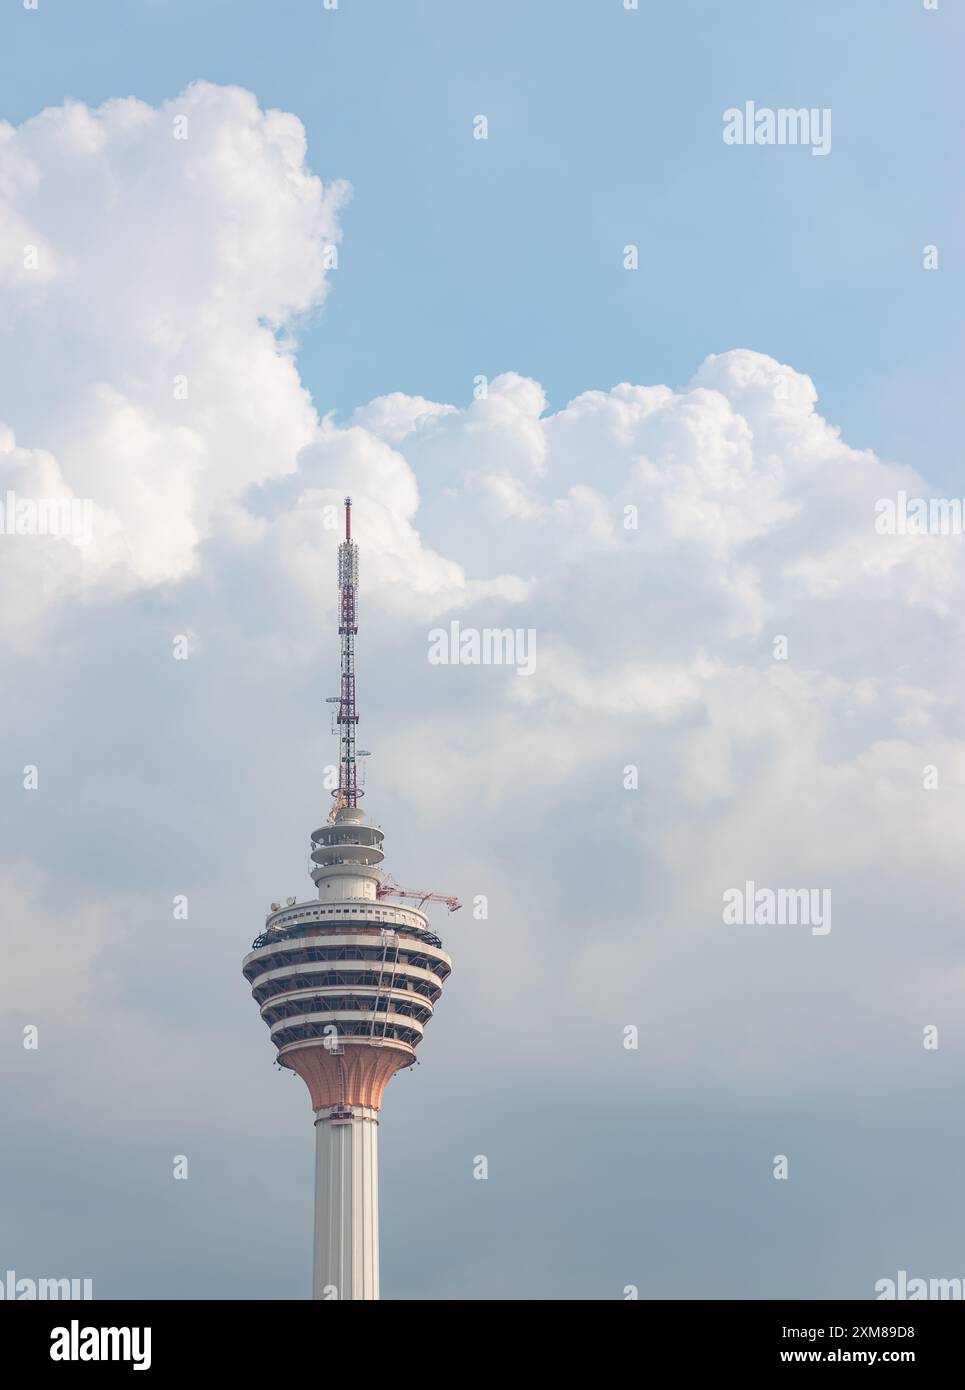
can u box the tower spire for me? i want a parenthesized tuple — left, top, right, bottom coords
(335, 495, 360, 816)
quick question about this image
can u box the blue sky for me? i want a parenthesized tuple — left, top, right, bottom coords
(3, 1, 965, 1303)
(4, 0, 961, 479)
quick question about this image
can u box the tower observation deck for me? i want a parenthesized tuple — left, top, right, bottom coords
(242, 499, 454, 1301)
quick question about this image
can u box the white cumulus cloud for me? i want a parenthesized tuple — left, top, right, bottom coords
(4, 87, 965, 1236)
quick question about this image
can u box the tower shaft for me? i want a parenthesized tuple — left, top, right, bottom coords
(313, 1105, 380, 1300)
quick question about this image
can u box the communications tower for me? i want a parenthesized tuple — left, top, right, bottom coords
(242, 498, 456, 1300)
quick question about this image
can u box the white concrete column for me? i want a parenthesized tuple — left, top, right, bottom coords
(312, 1105, 380, 1300)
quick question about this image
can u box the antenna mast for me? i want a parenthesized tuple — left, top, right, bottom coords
(332, 496, 360, 819)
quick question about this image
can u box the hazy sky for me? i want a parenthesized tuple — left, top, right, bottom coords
(1, 1, 963, 1300)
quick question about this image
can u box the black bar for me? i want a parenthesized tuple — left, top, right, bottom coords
(2, 1298, 959, 1375)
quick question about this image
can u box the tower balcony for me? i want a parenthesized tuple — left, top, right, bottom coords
(310, 845, 385, 868)
(311, 811, 383, 857)
(269, 1008, 426, 1050)
(250, 958, 445, 1007)
(261, 985, 436, 1029)
(249, 899, 446, 953)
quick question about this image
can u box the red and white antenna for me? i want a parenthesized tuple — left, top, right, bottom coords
(331, 496, 360, 818)
(324, 503, 460, 915)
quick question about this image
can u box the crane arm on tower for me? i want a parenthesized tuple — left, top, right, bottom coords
(376, 878, 462, 913)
